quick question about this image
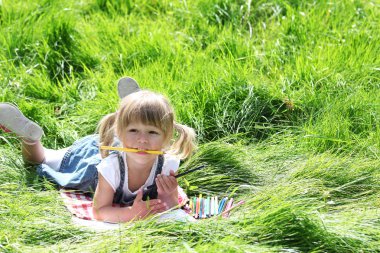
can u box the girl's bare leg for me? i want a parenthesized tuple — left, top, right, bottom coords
(21, 140, 45, 164)
(0, 103, 45, 164)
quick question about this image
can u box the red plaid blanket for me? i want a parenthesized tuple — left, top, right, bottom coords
(60, 187, 189, 220)
(60, 191, 96, 220)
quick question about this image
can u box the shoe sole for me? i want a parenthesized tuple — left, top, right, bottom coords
(117, 77, 140, 98)
(0, 103, 43, 141)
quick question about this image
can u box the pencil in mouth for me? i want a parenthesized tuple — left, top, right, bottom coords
(100, 146, 164, 155)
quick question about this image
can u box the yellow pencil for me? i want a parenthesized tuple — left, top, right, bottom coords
(100, 146, 164, 155)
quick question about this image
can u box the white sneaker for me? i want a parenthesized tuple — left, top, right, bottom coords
(0, 103, 43, 141)
(117, 77, 140, 99)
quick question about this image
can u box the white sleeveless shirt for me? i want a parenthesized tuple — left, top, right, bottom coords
(97, 152, 180, 200)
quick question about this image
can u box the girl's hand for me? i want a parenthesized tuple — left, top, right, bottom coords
(156, 170, 179, 208)
(132, 187, 167, 219)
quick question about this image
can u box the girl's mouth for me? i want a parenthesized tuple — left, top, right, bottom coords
(136, 150, 149, 155)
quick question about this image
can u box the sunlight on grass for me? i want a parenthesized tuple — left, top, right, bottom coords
(0, 0, 379, 252)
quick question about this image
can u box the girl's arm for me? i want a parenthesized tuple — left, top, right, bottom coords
(93, 174, 167, 222)
(156, 170, 179, 208)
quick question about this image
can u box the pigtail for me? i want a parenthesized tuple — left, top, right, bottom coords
(170, 122, 197, 159)
(97, 112, 117, 158)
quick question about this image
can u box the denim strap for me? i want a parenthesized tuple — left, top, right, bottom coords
(154, 155, 164, 180)
(113, 154, 125, 203)
(142, 155, 164, 200)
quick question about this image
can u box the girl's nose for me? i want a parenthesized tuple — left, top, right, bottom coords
(137, 133, 148, 143)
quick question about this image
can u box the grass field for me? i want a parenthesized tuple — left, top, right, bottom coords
(0, 0, 379, 252)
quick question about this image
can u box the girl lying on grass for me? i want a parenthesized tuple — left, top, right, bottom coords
(0, 81, 196, 223)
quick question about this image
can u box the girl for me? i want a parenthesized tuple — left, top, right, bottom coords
(0, 89, 196, 223)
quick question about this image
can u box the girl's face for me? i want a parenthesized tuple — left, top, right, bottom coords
(122, 122, 166, 165)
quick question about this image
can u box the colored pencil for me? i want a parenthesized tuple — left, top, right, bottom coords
(218, 197, 225, 214)
(215, 196, 219, 215)
(211, 197, 214, 216)
(220, 200, 245, 216)
(223, 198, 234, 218)
(100, 146, 164, 155)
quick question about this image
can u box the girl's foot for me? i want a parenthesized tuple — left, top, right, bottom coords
(117, 77, 140, 99)
(0, 103, 43, 142)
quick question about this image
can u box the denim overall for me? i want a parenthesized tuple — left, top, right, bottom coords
(113, 153, 163, 205)
(37, 135, 164, 204)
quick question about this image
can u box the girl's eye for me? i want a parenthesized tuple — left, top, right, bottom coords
(128, 129, 137, 133)
(149, 131, 159, 135)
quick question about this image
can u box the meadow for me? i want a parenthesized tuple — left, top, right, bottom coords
(0, 0, 379, 252)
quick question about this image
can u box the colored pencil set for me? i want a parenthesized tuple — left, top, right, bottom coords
(187, 195, 234, 219)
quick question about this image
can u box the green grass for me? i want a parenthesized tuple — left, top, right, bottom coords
(1, 0, 379, 252)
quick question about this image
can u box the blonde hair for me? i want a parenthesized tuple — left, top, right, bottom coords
(97, 90, 196, 159)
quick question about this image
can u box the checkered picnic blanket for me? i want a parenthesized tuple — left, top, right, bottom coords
(60, 187, 189, 220)
(60, 191, 96, 220)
